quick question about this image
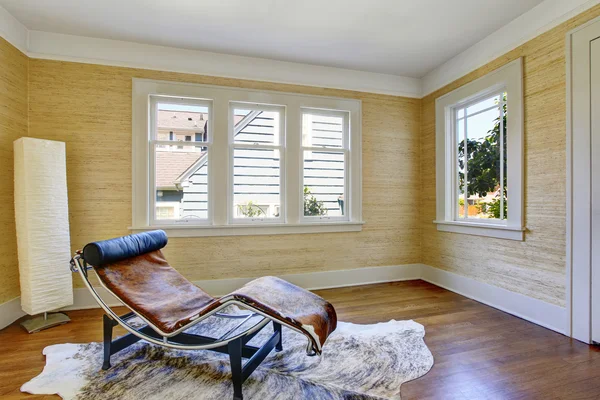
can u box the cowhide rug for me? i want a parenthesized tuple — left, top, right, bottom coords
(21, 315, 433, 399)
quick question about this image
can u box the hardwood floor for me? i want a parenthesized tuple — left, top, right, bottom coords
(1, 280, 599, 399)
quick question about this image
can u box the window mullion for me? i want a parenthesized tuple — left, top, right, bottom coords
(212, 98, 229, 225)
(286, 104, 301, 224)
(149, 142, 157, 226)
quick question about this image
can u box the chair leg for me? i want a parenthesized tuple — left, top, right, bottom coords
(102, 314, 115, 370)
(228, 338, 244, 400)
(273, 322, 283, 352)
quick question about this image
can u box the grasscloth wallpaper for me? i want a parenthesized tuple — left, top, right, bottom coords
(24, 60, 421, 291)
(421, 4, 600, 307)
(0, 38, 27, 304)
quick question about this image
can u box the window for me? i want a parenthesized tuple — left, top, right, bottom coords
(434, 58, 524, 240)
(455, 91, 506, 221)
(302, 109, 348, 220)
(132, 79, 362, 237)
(230, 104, 284, 223)
(150, 97, 211, 225)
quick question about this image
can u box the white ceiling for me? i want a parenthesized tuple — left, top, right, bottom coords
(0, 0, 544, 78)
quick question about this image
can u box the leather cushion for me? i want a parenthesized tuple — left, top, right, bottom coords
(215, 276, 337, 352)
(83, 230, 168, 266)
(95, 250, 216, 333)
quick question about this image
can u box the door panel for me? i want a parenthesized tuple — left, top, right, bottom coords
(592, 37, 600, 344)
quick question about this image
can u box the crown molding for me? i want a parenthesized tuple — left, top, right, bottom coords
(27, 30, 422, 98)
(0, 5, 28, 54)
(422, 0, 600, 96)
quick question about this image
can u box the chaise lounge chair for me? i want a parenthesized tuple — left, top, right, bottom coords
(70, 230, 337, 400)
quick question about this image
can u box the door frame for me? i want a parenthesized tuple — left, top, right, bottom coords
(566, 16, 600, 344)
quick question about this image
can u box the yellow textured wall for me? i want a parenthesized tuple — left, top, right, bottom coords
(420, 4, 600, 307)
(26, 59, 421, 288)
(0, 38, 27, 304)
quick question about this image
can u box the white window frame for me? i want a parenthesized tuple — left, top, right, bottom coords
(132, 78, 363, 237)
(434, 58, 525, 241)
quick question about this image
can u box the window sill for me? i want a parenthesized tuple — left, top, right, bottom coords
(129, 221, 365, 238)
(433, 220, 525, 241)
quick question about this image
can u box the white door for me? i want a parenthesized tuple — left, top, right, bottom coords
(571, 18, 600, 344)
(592, 37, 600, 345)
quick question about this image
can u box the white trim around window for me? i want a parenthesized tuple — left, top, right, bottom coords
(433, 58, 525, 241)
(131, 78, 363, 237)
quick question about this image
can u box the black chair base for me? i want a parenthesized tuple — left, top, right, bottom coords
(102, 313, 283, 400)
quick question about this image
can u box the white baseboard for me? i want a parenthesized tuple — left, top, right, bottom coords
(0, 263, 568, 337)
(0, 264, 421, 330)
(194, 264, 423, 296)
(420, 264, 568, 335)
(62, 286, 124, 311)
(0, 297, 26, 330)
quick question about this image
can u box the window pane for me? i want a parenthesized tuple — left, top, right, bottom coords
(303, 151, 345, 217)
(302, 111, 344, 148)
(155, 102, 209, 146)
(233, 108, 280, 145)
(466, 94, 501, 116)
(462, 94, 505, 220)
(233, 148, 280, 219)
(155, 145, 208, 220)
(457, 116, 465, 218)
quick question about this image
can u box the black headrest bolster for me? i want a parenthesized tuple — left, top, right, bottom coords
(82, 230, 168, 266)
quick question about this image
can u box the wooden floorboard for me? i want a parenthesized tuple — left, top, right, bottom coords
(0, 280, 598, 399)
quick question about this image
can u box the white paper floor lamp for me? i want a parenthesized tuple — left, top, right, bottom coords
(14, 138, 73, 333)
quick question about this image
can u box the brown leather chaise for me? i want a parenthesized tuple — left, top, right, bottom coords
(70, 230, 337, 400)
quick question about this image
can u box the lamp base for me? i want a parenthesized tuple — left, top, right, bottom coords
(21, 312, 71, 333)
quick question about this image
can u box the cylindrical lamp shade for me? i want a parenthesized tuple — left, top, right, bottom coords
(14, 138, 73, 315)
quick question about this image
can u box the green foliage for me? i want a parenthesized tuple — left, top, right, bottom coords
(304, 187, 327, 216)
(458, 94, 507, 219)
(486, 197, 507, 219)
(237, 201, 265, 218)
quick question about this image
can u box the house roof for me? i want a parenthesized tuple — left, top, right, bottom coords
(156, 111, 261, 189)
(155, 150, 205, 189)
(157, 110, 208, 131)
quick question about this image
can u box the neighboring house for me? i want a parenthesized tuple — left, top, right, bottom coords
(155, 107, 345, 220)
(157, 110, 208, 143)
(155, 150, 204, 219)
(155, 109, 207, 219)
